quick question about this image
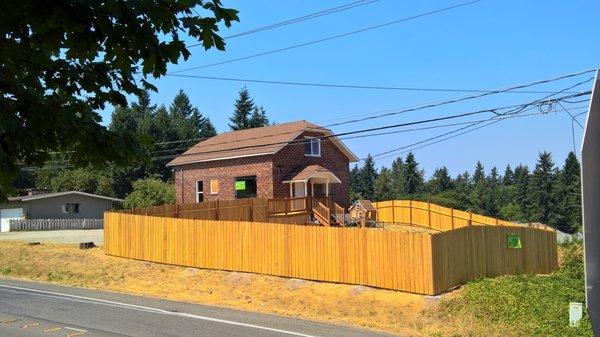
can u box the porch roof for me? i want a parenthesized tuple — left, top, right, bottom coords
(282, 165, 342, 184)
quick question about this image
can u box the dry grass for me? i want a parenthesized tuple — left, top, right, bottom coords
(0, 241, 445, 336)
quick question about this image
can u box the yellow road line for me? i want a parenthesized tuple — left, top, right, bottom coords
(43, 327, 63, 332)
(66, 332, 86, 337)
(21, 322, 40, 328)
(1, 318, 21, 324)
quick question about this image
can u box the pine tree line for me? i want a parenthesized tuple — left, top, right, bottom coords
(351, 151, 582, 233)
(17, 87, 272, 200)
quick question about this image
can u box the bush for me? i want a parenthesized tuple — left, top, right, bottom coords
(123, 178, 175, 209)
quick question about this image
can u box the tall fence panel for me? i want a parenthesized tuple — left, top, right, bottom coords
(104, 212, 435, 294)
(9, 218, 103, 231)
(373, 200, 545, 231)
(430, 225, 558, 294)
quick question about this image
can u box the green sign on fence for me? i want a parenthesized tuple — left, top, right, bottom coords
(235, 180, 246, 190)
(507, 233, 522, 249)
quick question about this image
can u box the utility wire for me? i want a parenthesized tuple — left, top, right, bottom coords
(150, 71, 594, 151)
(187, 0, 377, 46)
(170, 0, 481, 73)
(164, 73, 580, 95)
(558, 101, 584, 129)
(150, 92, 587, 162)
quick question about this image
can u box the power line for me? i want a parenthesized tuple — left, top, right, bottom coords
(164, 73, 580, 95)
(323, 72, 595, 128)
(187, 0, 377, 46)
(150, 92, 586, 162)
(170, 0, 481, 73)
(151, 70, 595, 152)
(364, 79, 595, 161)
(151, 71, 594, 151)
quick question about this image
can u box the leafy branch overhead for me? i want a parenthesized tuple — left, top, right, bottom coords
(0, 1, 239, 198)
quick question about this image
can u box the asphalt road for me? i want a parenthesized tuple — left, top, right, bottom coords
(0, 279, 393, 337)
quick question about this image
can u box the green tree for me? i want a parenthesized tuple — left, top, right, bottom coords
(402, 152, 424, 196)
(169, 90, 216, 140)
(349, 165, 362, 201)
(389, 157, 405, 198)
(358, 154, 378, 201)
(0, 1, 239, 199)
(248, 106, 270, 128)
(503, 164, 514, 185)
(530, 152, 557, 225)
(555, 152, 582, 233)
(229, 87, 254, 130)
(373, 167, 393, 201)
(428, 166, 453, 194)
(123, 178, 175, 208)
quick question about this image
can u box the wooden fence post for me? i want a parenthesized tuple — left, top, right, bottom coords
(391, 200, 395, 223)
(450, 208, 455, 229)
(215, 200, 220, 220)
(468, 211, 472, 226)
(175, 204, 180, 218)
(409, 200, 413, 226)
(427, 201, 431, 229)
(250, 198, 254, 222)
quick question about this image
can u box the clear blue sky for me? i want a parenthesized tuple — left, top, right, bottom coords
(101, 0, 599, 177)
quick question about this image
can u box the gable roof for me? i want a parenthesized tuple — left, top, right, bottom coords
(282, 165, 342, 183)
(167, 120, 358, 166)
(7, 191, 122, 203)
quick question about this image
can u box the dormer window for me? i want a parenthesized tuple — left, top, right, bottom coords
(304, 137, 321, 157)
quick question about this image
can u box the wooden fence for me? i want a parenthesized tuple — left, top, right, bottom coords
(119, 197, 311, 225)
(9, 218, 103, 231)
(372, 200, 548, 231)
(104, 212, 557, 295)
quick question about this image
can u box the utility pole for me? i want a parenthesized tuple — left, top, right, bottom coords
(581, 69, 600, 335)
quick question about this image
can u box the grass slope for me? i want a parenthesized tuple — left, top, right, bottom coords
(433, 241, 593, 337)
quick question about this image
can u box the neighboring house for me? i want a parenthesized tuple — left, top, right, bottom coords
(168, 120, 358, 208)
(0, 191, 122, 232)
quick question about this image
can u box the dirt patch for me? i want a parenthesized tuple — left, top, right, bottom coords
(0, 240, 439, 336)
(383, 223, 439, 234)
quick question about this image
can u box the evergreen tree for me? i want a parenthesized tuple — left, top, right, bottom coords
(248, 106, 270, 128)
(428, 166, 453, 194)
(452, 171, 472, 210)
(556, 152, 582, 233)
(402, 152, 424, 195)
(169, 90, 216, 140)
(349, 164, 362, 201)
(503, 164, 514, 185)
(389, 157, 405, 198)
(472, 161, 486, 185)
(484, 167, 501, 216)
(359, 154, 378, 201)
(513, 164, 531, 221)
(373, 167, 393, 201)
(530, 152, 557, 225)
(229, 87, 254, 130)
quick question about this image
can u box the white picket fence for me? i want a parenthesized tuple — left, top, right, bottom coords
(8, 219, 103, 231)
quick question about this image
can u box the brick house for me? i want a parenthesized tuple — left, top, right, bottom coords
(167, 120, 358, 208)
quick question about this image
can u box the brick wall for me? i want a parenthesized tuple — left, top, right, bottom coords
(272, 131, 351, 208)
(173, 132, 352, 208)
(174, 155, 274, 204)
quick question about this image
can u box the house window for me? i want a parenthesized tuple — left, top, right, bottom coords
(235, 176, 257, 199)
(304, 137, 321, 157)
(210, 179, 219, 195)
(196, 181, 204, 203)
(63, 203, 79, 214)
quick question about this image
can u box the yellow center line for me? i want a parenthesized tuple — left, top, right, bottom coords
(21, 322, 40, 328)
(43, 327, 63, 332)
(1, 318, 21, 324)
(66, 332, 86, 337)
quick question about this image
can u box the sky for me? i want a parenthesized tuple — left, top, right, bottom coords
(100, 0, 599, 178)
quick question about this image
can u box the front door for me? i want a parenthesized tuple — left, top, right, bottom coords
(292, 182, 306, 211)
